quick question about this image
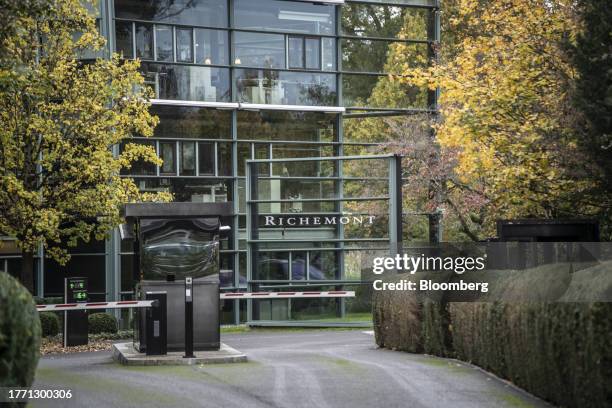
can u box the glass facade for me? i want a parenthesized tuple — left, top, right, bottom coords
(6, 0, 438, 326)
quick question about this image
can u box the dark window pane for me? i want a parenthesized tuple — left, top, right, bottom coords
(195, 29, 228, 65)
(180, 141, 195, 175)
(155, 25, 173, 61)
(237, 110, 337, 142)
(235, 69, 336, 106)
(288, 36, 303, 69)
(115, 21, 133, 58)
(237, 143, 251, 176)
(234, 0, 334, 35)
(152, 105, 231, 139)
(115, 0, 228, 27)
(176, 28, 193, 63)
(133, 178, 232, 202)
(141, 63, 231, 102)
(217, 142, 232, 176)
(198, 142, 215, 175)
(160, 141, 176, 175)
(233, 32, 285, 69)
(305, 37, 320, 70)
(341, 4, 430, 41)
(135, 23, 153, 59)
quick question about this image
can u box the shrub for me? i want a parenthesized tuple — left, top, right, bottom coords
(88, 312, 118, 334)
(39, 312, 60, 337)
(0, 272, 42, 393)
(373, 261, 612, 408)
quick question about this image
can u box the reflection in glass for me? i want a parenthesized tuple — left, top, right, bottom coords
(133, 178, 232, 202)
(341, 4, 430, 40)
(155, 25, 173, 61)
(291, 252, 307, 280)
(237, 110, 337, 142)
(135, 23, 153, 59)
(141, 218, 220, 280)
(217, 142, 232, 176)
(152, 105, 231, 139)
(114, 0, 228, 28)
(233, 32, 285, 69)
(342, 73, 428, 109)
(198, 142, 215, 175)
(234, 0, 335, 35)
(160, 141, 176, 175)
(322, 37, 335, 71)
(254, 143, 270, 176)
(255, 252, 289, 280)
(141, 63, 230, 102)
(309, 251, 337, 280)
(195, 29, 228, 65)
(115, 21, 133, 58)
(342, 39, 428, 74)
(237, 143, 251, 176)
(180, 141, 195, 175)
(176, 27, 193, 63)
(235, 69, 336, 106)
(288, 36, 304, 69)
(305, 38, 320, 70)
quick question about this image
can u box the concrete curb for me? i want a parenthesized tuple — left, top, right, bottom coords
(112, 342, 248, 366)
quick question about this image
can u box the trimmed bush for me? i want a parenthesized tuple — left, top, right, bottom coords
(39, 312, 60, 337)
(373, 261, 612, 408)
(0, 272, 42, 392)
(88, 312, 118, 334)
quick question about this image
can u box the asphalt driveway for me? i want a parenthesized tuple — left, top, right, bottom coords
(32, 330, 551, 408)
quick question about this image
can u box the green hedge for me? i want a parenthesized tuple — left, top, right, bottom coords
(88, 312, 118, 334)
(0, 273, 42, 395)
(373, 262, 612, 408)
(39, 312, 60, 337)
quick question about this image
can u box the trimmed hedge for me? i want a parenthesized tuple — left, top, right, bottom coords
(0, 273, 42, 395)
(39, 312, 60, 337)
(88, 312, 118, 334)
(373, 261, 612, 408)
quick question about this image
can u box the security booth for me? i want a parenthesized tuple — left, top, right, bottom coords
(122, 202, 232, 353)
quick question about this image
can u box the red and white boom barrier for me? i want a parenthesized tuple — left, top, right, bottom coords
(221, 290, 355, 299)
(36, 291, 354, 311)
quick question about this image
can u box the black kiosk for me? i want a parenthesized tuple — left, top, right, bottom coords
(122, 202, 232, 355)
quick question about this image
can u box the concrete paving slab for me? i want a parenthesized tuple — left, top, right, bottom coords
(112, 342, 247, 366)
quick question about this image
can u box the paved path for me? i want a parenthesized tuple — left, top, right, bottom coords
(33, 330, 551, 408)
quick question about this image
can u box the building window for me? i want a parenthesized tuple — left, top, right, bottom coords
(135, 23, 153, 59)
(115, 20, 133, 58)
(155, 24, 174, 62)
(198, 142, 215, 175)
(159, 141, 176, 175)
(114, 0, 228, 28)
(233, 32, 285, 69)
(195, 29, 228, 65)
(234, 0, 335, 36)
(288, 36, 321, 70)
(180, 141, 196, 176)
(176, 27, 193, 63)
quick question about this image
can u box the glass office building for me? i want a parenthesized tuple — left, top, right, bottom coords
(0, 0, 439, 325)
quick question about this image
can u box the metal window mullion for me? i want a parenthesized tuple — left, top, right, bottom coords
(195, 140, 200, 176)
(155, 140, 160, 176)
(172, 26, 177, 62)
(175, 140, 180, 175)
(132, 21, 136, 58)
(152, 24, 157, 61)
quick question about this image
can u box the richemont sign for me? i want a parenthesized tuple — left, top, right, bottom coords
(264, 215, 376, 227)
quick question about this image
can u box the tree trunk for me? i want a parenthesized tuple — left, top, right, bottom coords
(20, 250, 35, 294)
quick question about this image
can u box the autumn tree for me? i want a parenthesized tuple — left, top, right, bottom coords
(0, 0, 167, 292)
(401, 0, 591, 237)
